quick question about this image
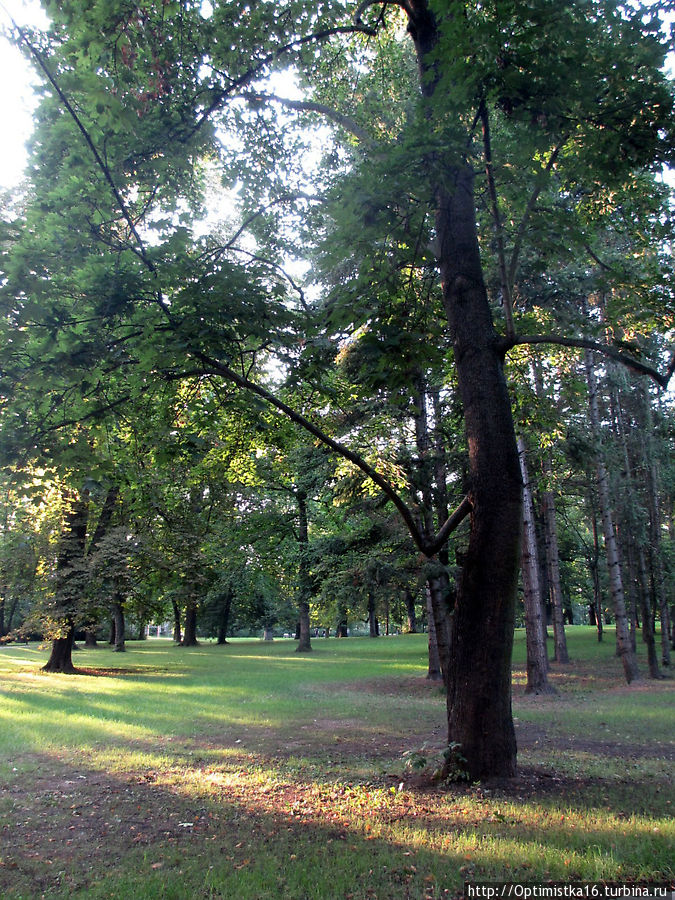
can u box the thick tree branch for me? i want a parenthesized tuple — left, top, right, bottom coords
(502, 333, 672, 388)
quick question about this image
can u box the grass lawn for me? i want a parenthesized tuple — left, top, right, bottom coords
(0, 627, 672, 899)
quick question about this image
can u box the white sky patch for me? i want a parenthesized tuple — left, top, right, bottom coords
(0, 0, 49, 190)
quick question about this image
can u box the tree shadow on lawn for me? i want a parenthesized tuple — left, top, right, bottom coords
(1, 739, 673, 900)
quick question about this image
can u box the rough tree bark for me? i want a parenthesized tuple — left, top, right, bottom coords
(405, 1, 522, 777)
(404, 589, 418, 634)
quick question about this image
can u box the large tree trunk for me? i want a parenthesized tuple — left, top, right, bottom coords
(584, 349, 640, 683)
(517, 437, 555, 694)
(406, 3, 521, 778)
(181, 599, 199, 646)
(43, 625, 77, 674)
(43, 491, 89, 674)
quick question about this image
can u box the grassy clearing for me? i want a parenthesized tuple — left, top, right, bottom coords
(0, 628, 673, 899)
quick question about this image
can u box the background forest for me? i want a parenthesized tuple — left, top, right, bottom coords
(0, 0, 674, 781)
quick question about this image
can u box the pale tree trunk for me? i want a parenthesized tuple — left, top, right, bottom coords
(636, 545, 662, 679)
(638, 384, 671, 667)
(413, 375, 452, 681)
(589, 500, 603, 641)
(584, 349, 640, 683)
(517, 437, 555, 694)
(540, 465, 569, 663)
(532, 362, 568, 662)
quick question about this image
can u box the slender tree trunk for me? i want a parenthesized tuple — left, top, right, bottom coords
(590, 502, 603, 641)
(541, 471, 569, 663)
(517, 437, 554, 694)
(217, 591, 232, 645)
(368, 588, 379, 637)
(425, 585, 443, 682)
(84, 630, 98, 648)
(172, 598, 182, 643)
(404, 589, 418, 634)
(112, 596, 125, 652)
(584, 349, 640, 683)
(636, 545, 662, 679)
(638, 385, 671, 668)
(532, 361, 568, 662)
(295, 491, 312, 653)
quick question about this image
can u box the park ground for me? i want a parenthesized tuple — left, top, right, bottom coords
(0, 628, 673, 899)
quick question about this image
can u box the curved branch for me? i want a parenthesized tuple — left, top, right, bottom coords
(503, 333, 672, 388)
(192, 350, 428, 552)
(188, 23, 380, 143)
(243, 92, 373, 145)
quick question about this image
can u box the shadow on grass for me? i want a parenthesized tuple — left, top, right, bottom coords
(1, 740, 673, 900)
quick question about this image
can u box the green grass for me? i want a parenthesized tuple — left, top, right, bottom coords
(0, 628, 672, 899)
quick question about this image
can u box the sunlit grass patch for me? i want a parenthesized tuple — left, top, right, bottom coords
(0, 630, 673, 898)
